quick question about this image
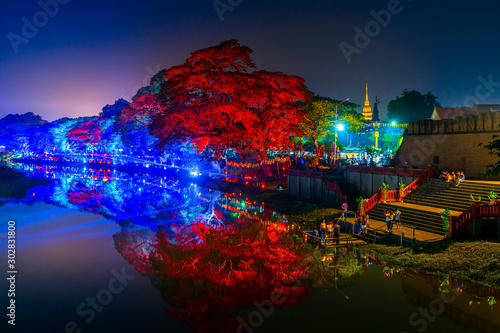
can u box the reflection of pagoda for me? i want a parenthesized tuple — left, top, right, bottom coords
(362, 83, 372, 121)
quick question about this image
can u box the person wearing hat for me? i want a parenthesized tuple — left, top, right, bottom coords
(385, 210, 391, 230)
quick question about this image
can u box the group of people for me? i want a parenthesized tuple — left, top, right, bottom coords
(313, 219, 340, 244)
(384, 208, 401, 230)
(439, 171, 465, 186)
(354, 214, 369, 235)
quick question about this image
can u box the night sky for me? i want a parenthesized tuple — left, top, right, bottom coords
(1, 0, 499, 122)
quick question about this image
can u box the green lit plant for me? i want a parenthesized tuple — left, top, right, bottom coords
(356, 196, 364, 215)
(488, 188, 498, 204)
(398, 180, 406, 202)
(470, 195, 482, 202)
(381, 182, 389, 202)
(488, 296, 496, 307)
(440, 208, 450, 232)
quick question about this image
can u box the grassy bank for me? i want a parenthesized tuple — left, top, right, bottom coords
(203, 180, 500, 287)
(362, 241, 500, 288)
(242, 189, 342, 225)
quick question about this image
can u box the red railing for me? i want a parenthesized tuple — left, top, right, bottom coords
(362, 167, 434, 215)
(478, 203, 499, 217)
(403, 167, 433, 196)
(386, 190, 398, 201)
(449, 203, 500, 236)
(363, 191, 380, 213)
(325, 180, 349, 203)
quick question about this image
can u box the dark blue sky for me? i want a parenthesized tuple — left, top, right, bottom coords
(1, 0, 499, 121)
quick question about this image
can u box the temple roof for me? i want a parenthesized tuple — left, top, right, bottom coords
(473, 104, 500, 113)
(362, 83, 372, 121)
(432, 104, 500, 120)
(432, 107, 475, 120)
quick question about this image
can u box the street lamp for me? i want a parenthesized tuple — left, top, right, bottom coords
(334, 98, 350, 165)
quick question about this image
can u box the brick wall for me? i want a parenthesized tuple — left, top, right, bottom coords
(396, 132, 499, 179)
(395, 111, 500, 179)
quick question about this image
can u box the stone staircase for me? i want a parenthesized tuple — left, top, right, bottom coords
(367, 203, 444, 234)
(404, 179, 496, 212)
(365, 179, 500, 236)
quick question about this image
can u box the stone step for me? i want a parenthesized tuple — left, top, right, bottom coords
(368, 208, 444, 234)
(404, 197, 472, 211)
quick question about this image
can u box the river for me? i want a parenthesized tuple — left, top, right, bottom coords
(0, 163, 498, 333)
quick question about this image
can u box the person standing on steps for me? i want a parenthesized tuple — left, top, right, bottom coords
(394, 209, 401, 228)
(385, 210, 391, 230)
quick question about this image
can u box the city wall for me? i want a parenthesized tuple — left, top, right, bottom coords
(288, 174, 343, 204)
(345, 166, 420, 197)
(395, 112, 500, 179)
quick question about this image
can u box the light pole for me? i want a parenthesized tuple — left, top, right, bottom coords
(334, 98, 350, 165)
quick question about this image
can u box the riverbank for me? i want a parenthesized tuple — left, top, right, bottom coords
(203, 177, 343, 225)
(0, 165, 52, 205)
(361, 241, 500, 288)
(199, 176, 500, 287)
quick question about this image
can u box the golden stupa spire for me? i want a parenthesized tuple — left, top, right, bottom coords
(362, 83, 373, 121)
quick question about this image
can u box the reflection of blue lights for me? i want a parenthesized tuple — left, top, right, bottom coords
(190, 170, 199, 177)
(9, 163, 279, 236)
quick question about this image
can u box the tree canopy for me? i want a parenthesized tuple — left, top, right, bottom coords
(121, 40, 311, 162)
(387, 90, 441, 123)
(300, 96, 360, 153)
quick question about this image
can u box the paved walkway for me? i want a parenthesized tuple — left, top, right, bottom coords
(382, 201, 462, 216)
(344, 216, 447, 243)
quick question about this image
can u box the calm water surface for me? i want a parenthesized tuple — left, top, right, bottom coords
(0, 164, 498, 333)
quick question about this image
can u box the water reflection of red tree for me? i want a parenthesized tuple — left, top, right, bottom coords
(117, 220, 313, 333)
(67, 185, 103, 207)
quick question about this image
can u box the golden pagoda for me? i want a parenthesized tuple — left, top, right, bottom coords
(362, 83, 372, 121)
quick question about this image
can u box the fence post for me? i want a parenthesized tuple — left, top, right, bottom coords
(497, 203, 500, 237)
(448, 216, 454, 237)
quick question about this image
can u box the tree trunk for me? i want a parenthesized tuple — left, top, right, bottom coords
(259, 148, 268, 162)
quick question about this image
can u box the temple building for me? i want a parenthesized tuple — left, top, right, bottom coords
(362, 83, 373, 121)
(431, 104, 500, 120)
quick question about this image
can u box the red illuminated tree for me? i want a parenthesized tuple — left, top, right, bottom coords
(67, 119, 102, 149)
(122, 40, 311, 161)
